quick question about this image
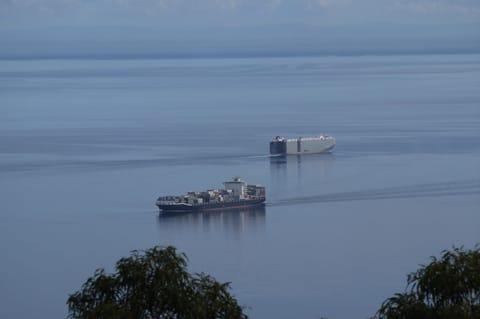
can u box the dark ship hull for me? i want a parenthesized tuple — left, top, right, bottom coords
(158, 198, 265, 213)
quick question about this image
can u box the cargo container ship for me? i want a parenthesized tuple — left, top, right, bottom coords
(156, 177, 266, 213)
(270, 135, 335, 155)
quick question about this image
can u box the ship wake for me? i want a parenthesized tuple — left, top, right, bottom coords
(270, 179, 480, 206)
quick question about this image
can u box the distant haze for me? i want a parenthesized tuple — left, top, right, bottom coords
(1, 0, 479, 58)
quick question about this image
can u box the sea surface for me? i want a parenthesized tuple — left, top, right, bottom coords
(1, 54, 479, 319)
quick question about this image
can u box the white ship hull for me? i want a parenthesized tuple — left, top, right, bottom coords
(270, 135, 336, 155)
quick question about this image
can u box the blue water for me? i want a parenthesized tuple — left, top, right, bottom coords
(1, 54, 479, 319)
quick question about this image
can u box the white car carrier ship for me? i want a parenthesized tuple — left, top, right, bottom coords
(270, 135, 336, 155)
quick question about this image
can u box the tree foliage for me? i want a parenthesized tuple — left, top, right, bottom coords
(374, 244, 480, 319)
(67, 246, 248, 319)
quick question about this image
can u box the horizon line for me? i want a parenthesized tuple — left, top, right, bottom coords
(1, 49, 479, 61)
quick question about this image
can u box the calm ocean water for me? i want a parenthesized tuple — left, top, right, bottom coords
(1, 54, 479, 319)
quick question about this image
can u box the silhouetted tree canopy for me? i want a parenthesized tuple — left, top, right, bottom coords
(374, 244, 480, 319)
(67, 246, 248, 319)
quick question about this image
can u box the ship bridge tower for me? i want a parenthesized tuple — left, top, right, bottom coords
(223, 177, 246, 197)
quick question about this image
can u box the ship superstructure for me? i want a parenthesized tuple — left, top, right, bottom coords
(156, 177, 265, 213)
(270, 135, 335, 155)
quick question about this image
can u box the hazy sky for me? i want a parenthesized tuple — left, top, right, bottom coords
(1, 0, 479, 58)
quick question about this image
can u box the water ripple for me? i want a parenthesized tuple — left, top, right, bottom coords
(269, 180, 480, 205)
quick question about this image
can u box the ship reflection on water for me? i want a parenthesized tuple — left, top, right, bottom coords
(157, 205, 266, 238)
(269, 152, 335, 183)
(269, 153, 335, 168)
